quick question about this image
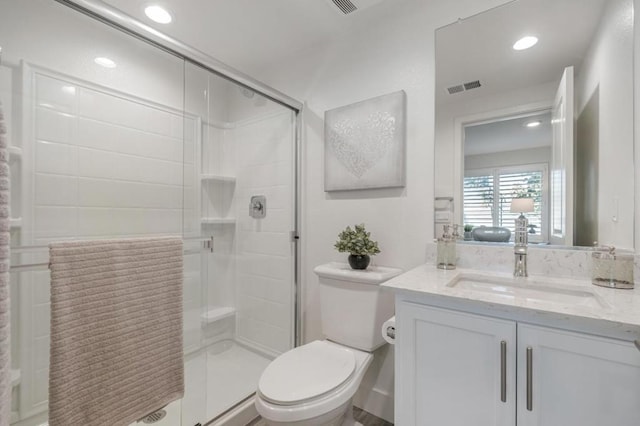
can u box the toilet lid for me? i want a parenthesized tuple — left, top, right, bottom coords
(258, 341, 356, 405)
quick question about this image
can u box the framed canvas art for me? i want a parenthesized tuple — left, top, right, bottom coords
(324, 90, 406, 191)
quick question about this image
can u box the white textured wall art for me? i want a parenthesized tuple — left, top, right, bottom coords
(324, 90, 406, 191)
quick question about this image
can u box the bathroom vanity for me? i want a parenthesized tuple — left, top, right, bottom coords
(383, 265, 640, 426)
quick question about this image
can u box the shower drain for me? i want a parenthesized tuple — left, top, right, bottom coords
(141, 409, 167, 424)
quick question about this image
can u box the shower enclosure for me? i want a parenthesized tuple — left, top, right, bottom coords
(0, 1, 300, 425)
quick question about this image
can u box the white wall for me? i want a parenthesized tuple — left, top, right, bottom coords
(465, 147, 551, 172)
(247, 0, 513, 421)
(575, 0, 634, 249)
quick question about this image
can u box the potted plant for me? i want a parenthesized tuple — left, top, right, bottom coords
(463, 224, 474, 241)
(334, 223, 381, 270)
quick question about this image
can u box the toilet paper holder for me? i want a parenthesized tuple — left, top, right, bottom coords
(382, 316, 396, 345)
(385, 325, 395, 340)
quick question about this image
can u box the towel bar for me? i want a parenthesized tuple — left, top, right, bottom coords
(9, 237, 213, 272)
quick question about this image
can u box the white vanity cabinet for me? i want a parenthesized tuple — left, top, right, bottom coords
(396, 301, 640, 426)
(517, 324, 640, 426)
(396, 303, 516, 426)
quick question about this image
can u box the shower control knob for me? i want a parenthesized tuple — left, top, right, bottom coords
(249, 195, 267, 218)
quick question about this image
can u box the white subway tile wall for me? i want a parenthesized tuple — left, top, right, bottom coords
(18, 72, 201, 415)
(32, 73, 194, 242)
(234, 112, 295, 355)
(14, 69, 296, 423)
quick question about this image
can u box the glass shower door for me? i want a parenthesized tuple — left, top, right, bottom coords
(1, 1, 198, 425)
(185, 61, 297, 422)
(1, 1, 298, 425)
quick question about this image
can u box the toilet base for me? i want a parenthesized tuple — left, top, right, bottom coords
(259, 398, 355, 426)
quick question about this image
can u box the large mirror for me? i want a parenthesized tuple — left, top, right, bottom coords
(434, 0, 634, 250)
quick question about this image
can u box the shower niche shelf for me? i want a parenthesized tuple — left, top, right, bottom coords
(8, 146, 22, 159)
(201, 217, 236, 225)
(201, 174, 236, 184)
(201, 306, 236, 324)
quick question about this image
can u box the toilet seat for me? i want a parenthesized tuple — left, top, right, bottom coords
(258, 340, 356, 405)
(255, 340, 373, 424)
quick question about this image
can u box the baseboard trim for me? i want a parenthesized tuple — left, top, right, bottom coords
(354, 387, 394, 424)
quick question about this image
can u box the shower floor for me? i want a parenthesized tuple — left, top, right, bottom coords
(143, 340, 272, 426)
(19, 340, 270, 426)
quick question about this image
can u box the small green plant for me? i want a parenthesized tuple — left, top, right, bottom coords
(334, 224, 381, 256)
(464, 224, 474, 232)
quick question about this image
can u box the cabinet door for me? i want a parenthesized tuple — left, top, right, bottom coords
(396, 302, 516, 426)
(518, 324, 640, 426)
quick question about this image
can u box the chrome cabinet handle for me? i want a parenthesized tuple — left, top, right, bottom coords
(526, 347, 533, 411)
(500, 340, 507, 403)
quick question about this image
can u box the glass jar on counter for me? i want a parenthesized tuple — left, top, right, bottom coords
(591, 247, 634, 289)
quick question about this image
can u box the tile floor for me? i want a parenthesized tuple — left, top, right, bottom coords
(248, 407, 393, 426)
(353, 407, 393, 426)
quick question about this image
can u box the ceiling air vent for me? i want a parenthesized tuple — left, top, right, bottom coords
(464, 80, 482, 90)
(331, 0, 357, 14)
(447, 84, 464, 95)
(326, 0, 385, 15)
(446, 80, 482, 95)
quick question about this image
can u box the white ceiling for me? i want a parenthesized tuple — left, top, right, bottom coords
(100, 0, 400, 74)
(464, 111, 552, 156)
(97, 0, 613, 108)
(435, 0, 609, 105)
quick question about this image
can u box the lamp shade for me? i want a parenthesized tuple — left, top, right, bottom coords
(510, 197, 534, 213)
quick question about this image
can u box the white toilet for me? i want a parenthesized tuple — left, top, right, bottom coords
(255, 262, 402, 425)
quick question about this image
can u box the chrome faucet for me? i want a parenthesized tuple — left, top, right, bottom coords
(513, 213, 529, 277)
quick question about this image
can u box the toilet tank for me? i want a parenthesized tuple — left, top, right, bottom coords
(313, 262, 402, 352)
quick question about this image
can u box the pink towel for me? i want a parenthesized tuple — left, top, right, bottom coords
(0, 100, 12, 426)
(48, 237, 184, 426)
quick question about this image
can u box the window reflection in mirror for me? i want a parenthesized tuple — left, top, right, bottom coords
(463, 111, 550, 243)
(434, 0, 634, 250)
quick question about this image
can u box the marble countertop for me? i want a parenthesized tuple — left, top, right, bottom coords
(382, 264, 640, 341)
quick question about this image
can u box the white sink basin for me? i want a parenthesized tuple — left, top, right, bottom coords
(447, 273, 608, 309)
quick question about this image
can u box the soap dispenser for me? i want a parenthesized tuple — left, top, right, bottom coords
(437, 225, 457, 270)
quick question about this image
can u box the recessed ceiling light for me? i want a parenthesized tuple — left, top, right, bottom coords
(94, 57, 117, 68)
(145, 5, 172, 24)
(513, 36, 538, 51)
(525, 120, 542, 128)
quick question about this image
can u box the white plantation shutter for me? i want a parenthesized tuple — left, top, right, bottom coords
(463, 164, 547, 242)
(463, 175, 494, 228)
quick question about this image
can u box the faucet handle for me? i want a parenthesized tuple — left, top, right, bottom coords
(593, 242, 615, 254)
